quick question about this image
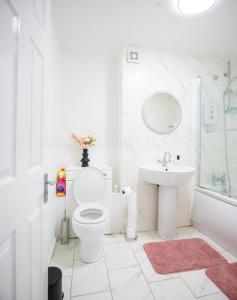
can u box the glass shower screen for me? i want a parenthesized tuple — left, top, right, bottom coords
(198, 63, 237, 198)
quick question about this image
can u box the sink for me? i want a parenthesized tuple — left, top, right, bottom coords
(140, 164, 195, 240)
(140, 165, 195, 186)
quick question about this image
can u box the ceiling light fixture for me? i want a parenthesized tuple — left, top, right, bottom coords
(178, 0, 218, 15)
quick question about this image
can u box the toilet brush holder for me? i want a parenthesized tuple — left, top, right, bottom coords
(61, 210, 69, 245)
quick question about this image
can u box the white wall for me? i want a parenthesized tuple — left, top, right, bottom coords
(120, 47, 230, 232)
(43, 21, 120, 254)
(57, 51, 120, 185)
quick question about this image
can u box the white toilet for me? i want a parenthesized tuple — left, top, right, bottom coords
(72, 167, 110, 263)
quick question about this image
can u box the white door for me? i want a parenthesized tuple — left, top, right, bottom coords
(0, 0, 47, 299)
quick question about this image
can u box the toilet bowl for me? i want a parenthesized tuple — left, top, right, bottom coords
(72, 167, 110, 263)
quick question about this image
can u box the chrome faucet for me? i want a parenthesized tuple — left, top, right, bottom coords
(158, 152, 172, 168)
(212, 173, 227, 186)
(211, 173, 229, 194)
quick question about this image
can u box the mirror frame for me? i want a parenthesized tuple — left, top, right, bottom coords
(141, 91, 182, 135)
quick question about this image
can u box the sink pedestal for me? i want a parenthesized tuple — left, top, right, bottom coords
(140, 164, 194, 240)
(158, 186, 176, 240)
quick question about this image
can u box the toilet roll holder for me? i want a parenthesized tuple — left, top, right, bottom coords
(121, 186, 138, 242)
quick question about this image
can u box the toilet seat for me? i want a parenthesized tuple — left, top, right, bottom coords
(73, 167, 105, 205)
(73, 203, 109, 224)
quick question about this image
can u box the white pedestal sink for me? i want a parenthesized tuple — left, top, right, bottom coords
(140, 164, 194, 240)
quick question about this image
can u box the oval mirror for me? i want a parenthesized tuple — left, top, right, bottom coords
(141, 92, 182, 134)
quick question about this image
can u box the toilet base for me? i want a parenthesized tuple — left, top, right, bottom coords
(79, 239, 102, 263)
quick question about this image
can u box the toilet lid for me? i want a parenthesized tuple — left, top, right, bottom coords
(73, 167, 105, 204)
(73, 203, 109, 224)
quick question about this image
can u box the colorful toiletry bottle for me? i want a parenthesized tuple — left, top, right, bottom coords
(56, 168, 66, 197)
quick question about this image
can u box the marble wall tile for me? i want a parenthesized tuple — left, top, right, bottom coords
(120, 47, 234, 231)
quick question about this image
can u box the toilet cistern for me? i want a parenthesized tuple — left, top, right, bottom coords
(158, 152, 172, 168)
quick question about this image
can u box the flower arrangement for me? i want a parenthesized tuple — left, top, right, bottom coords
(70, 132, 96, 149)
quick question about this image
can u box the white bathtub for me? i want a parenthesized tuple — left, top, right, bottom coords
(192, 187, 237, 257)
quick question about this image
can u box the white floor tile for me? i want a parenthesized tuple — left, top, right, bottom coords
(175, 226, 202, 240)
(74, 238, 81, 260)
(48, 227, 231, 300)
(129, 231, 161, 252)
(150, 278, 196, 300)
(62, 276, 71, 300)
(50, 248, 74, 277)
(74, 239, 104, 261)
(149, 231, 163, 242)
(71, 258, 110, 296)
(180, 269, 221, 297)
(103, 234, 125, 244)
(109, 266, 154, 300)
(72, 291, 112, 300)
(135, 250, 178, 283)
(55, 239, 75, 250)
(197, 293, 229, 300)
(103, 242, 137, 270)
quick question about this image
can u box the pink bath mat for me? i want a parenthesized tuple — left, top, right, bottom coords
(143, 238, 228, 274)
(206, 263, 237, 300)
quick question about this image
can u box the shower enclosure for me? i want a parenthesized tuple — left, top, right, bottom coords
(198, 61, 237, 198)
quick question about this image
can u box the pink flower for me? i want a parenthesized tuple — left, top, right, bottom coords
(70, 132, 80, 143)
(70, 132, 96, 149)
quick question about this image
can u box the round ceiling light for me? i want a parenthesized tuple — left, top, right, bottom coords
(178, 0, 218, 15)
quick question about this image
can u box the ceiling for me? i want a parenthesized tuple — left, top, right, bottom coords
(52, 0, 237, 57)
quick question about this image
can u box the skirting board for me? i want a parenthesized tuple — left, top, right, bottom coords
(48, 237, 57, 265)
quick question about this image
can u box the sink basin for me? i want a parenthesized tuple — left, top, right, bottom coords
(140, 164, 195, 240)
(140, 164, 195, 186)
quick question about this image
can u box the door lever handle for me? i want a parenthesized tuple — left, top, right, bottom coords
(44, 173, 55, 203)
(46, 179, 56, 186)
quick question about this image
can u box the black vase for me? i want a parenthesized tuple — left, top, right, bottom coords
(81, 148, 90, 167)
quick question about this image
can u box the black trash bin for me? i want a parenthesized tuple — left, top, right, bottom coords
(48, 266, 64, 300)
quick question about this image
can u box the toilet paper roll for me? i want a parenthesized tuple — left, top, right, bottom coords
(121, 186, 134, 196)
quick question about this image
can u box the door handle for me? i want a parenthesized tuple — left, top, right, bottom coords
(44, 173, 56, 203)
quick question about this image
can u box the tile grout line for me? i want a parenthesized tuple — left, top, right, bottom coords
(70, 239, 111, 298)
(71, 289, 112, 298)
(177, 272, 199, 299)
(105, 263, 139, 272)
(178, 269, 225, 299)
(127, 239, 156, 300)
(69, 238, 77, 300)
(196, 291, 225, 299)
(102, 240, 114, 300)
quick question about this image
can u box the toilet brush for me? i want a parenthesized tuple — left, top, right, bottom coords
(61, 204, 69, 245)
